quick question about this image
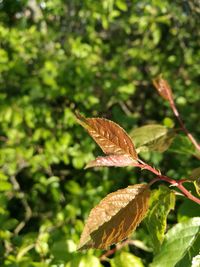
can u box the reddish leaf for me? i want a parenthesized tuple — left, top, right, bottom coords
(85, 155, 137, 169)
(76, 113, 138, 160)
(78, 184, 150, 250)
(153, 77, 173, 102)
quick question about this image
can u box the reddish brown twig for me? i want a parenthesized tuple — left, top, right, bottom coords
(169, 98, 200, 152)
(100, 239, 133, 261)
(134, 161, 200, 205)
(153, 77, 200, 152)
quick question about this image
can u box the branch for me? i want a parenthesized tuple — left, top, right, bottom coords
(134, 161, 200, 205)
(169, 98, 200, 152)
(100, 239, 133, 261)
(152, 77, 200, 153)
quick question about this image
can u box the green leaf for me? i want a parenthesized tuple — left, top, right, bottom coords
(169, 135, 196, 156)
(116, 0, 127, 12)
(144, 186, 175, 253)
(175, 233, 200, 267)
(151, 217, 200, 267)
(192, 254, 200, 267)
(130, 124, 175, 153)
(189, 167, 200, 181)
(178, 199, 200, 222)
(194, 179, 200, 196)
(66, 254, 102, 267)
(0, 180, 12, 191)
(51, 239, 76, 261)
(110, 251, 144, 267)
(187, 168, 200, 196)
(163, 117, 174, 128)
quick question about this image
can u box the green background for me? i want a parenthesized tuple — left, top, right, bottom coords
(0, 0, 200, 266)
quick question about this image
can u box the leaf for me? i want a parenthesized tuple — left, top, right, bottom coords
(130, 124, 175, 153)
(50, 239, 76, 261)
(178, 199, 200, 222)
(192, 254, 200, 267)
(85, 155, 137, 169)
(175, 233, 200, 267)
(188, 167, 200, 196)
(151, 217, 200, 267)
(189, 167, 200, 181)
(66, 254, 103, 267)
(169, 135, 196, 156)
(194, 179, 200, 196)
(76, 113, 138, 160)
(153, 77, 173, 102)
(110, 251, 144, 267)
(0, 180, 12, 191)
(78, 184, 150, 250)
(116, 0, 128, 12)
(144, 186, 175, 253)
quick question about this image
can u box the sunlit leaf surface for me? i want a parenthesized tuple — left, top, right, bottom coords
(78, 184, 150, 250)
(151, 217, 200, 267)
(76, 113, 138, 160)
(130, 124, 175, 153)
(85, 154, 137, 169)
(144, 186, 175, 253)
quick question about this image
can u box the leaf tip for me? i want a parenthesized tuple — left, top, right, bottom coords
(84, 164, 91, 169)
(75, 111, 84, 121)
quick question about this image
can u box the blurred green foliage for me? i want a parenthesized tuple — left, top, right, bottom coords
(0, 0, 200, 266)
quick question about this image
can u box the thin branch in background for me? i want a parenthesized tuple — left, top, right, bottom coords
(14, 196, 32, 235)
(16, 244, 35, 261)
(119, 101, 132, 116)
(9, 175, 32, 235)
(4, 240, 13, 258)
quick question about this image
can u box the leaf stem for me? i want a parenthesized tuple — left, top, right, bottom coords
(100, 239, 134, 261)
(134, 162, 200, 205)
(169, 98, 200, 152)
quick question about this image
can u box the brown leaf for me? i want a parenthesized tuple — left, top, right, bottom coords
(78, 184, 150, 250)
(76, 113, 138, 160)
(85, 155, 138, 169)
(153, 77, 173, 102)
